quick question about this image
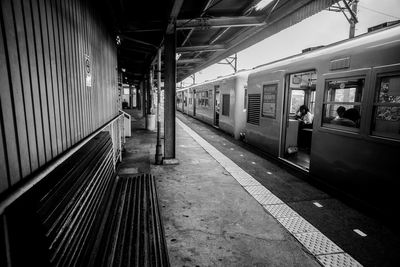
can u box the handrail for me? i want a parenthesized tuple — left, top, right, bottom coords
(0, 114, 124, 215)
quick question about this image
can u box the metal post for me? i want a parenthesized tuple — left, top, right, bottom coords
(147, 72, 152, 115)
(143, 78, 148, 118)
(155, 48, 163, 164)
(140, 81, 145, 117)
(163, 30, 178, 164)
(349, 0, 359, 38)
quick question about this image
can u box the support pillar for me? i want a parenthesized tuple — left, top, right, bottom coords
(137, 84, 141, 110)
(140, 81, 145, 117)
(146, 69, 156, 131)
(163, 30, 178, 164)
(155, 48, 163, 164)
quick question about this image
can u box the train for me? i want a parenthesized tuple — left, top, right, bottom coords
(176, 23, 400, 218)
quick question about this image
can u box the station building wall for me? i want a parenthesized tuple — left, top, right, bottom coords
(0, 0, 118, 193)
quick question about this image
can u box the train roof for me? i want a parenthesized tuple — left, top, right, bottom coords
(177, 69, 251, 92)
(251, 23, 400, 74)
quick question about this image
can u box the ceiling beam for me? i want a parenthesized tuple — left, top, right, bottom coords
(177, 58, 203, 64)
(178, 0, 341, 81)
(177, 16, 265, 30)
(177, 44, 226, 53)
(166, 0, 185, 34)
(120, 35, 158, 49)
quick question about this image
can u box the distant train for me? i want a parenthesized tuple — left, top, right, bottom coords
(177, 24, 400, 218)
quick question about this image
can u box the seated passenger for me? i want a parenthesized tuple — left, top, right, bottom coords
(331, 106, 355, 127)
(335, 106, 346, 119)
(295, 105, 314, 127)
(344, 108, 361, 126)
(295, 105, 313, 150)
(331, 107, 360, 127)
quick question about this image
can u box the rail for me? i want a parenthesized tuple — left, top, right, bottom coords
(0, 112, 128, 215)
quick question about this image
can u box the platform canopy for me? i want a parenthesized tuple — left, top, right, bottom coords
(109, 0, 341, 84)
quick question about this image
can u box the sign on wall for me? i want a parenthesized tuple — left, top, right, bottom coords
(262, 84, 277, 118)
(85, 54, 92, 87)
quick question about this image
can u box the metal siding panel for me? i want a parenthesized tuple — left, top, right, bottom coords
(70, 0, 80, 143)
(0, 5, 20, 183)
(45, 0, 62, 154)
(73, 0, 85, 139)
(39, 0, 58, 157)
(53, 0, 67, 151)
(49, 0, 65, 152)
(22, 0, 46, 167)
(1, 0, 31, 179)
(0, 107, 9, 192)
(12, 0, 39, 172)
(31, 0, 52, 162)
(67, 0, 79, 145)
(81, 2, 90, 136)
(57, 0, 71, 149)
(63, 0, 76, 146)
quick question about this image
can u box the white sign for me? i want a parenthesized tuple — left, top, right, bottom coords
(85, 54, 92, 87)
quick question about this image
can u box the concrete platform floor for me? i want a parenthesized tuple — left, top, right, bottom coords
(118, 109, 320, 266)
(118, 108, 400, 267)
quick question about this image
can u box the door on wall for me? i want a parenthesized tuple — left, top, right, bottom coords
(281, 70, 316, 170)
(214, 85, 220, 126)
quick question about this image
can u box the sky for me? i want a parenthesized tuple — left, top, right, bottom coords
(180, 0, 400, 86)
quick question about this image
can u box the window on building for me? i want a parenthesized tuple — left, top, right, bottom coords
(322, 77, 364, 131)
(222, 94, 230, 116)
(262, 84, 277, 118)
(371, 74, 400, 140)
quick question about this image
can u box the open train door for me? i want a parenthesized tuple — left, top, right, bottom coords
(281, 71, 316, 171)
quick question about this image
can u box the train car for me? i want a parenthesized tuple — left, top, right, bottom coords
(176, 90, 184, 112)
(178, 71, 250, 139)
(245, 24, 400, 216)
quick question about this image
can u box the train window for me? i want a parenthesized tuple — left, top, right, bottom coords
(289, 71, 316, 115)
(222, 94, 230, 116)
(290, 90, 305, 114)
(262, 84, 277, 118)
(322, 78, 364, 130)
(371, 75, 400, 140)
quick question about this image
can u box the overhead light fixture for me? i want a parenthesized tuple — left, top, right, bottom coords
(255, 0, 274, 11)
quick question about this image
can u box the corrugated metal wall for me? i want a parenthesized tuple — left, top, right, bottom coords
(0, 0, 118, 193)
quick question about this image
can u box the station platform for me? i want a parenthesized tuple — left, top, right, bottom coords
(118, 109, 399, 267)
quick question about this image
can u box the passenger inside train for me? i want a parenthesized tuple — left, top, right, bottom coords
(331, 106, 360, 127)
(295, 105, 313, 151)
(295, 105, 314, 127)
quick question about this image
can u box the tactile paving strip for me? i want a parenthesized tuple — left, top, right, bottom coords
(235, 177, 262, 186)
(176, 119, 362, 267)
(263, 204, 298, 218)
(277, 216, 318, 234)
(294, 232, 343, 255)
(253, 194, 283, 205)
(244, 185, 272, 196)
(317, 253, 363, 267)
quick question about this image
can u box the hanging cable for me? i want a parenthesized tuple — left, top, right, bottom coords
(358, 4, 400, 20)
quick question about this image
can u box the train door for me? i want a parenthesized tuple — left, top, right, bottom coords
(184, 91, 187, 113)
(193, 89, 196, 116)
(214, 85, 220, 126)
(281, 70, 317, 170)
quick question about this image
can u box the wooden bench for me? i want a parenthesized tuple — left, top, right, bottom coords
(0, 132, 169, 267)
